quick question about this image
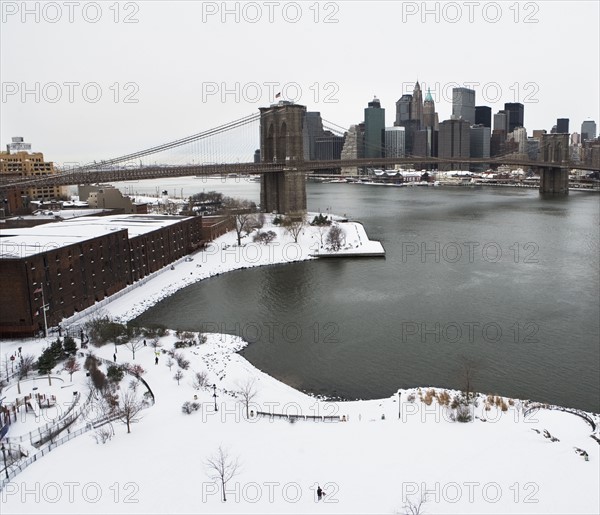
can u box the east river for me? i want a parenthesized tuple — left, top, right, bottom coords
(123, 178, 599, 412)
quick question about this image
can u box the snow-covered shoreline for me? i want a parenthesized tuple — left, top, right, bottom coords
(58, 213, 383, 325)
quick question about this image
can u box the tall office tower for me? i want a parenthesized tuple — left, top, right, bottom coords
(384, 127, 406, 158)
(439, 118, 470, 170)
(475, 106, 492, 128)
(503, 102, 524, 132)
(470, 125, 491, 158)
(452, 88, 476, 124)
(581, 120, 597, 141)
(509, 127, 528, 155)
(423, 88, 436, 128)
(527, 137, 540, 161)
(413, 127, 438, 159)
(410, 81, 424, 129)
(364, 97, 386, 158)
(302, 111, 325, 160)
(493, 110, 509, 133)
(556, 118, 570, 133)
(395, 94, 412, 126)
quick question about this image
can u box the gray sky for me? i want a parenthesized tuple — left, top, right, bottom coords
(1, 0, 599, 164)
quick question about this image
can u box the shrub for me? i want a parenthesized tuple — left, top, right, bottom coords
(107, 365, 125, 383)
(310, 213, 331, 226)
(272, 216, 283, 225)
(182, 401, 200, 414)
(90, 367, 107, 391)
(253, 231, 277, 244)
(174, 353, 190, 370)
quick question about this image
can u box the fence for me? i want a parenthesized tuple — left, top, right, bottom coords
(523, 403, 598, 434)
(255, 411, 343, 423)
(0, 424, 92, 491)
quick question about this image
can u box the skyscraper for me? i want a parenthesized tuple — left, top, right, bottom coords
(504, 103, 524, 132)
(439, 119, 470, 170)
(411, 82, 423, 130)
(395, 94, 412, 126)
(364, 97, 385, 158)
(384, 127, 406, 158)
(581, 120, 597, 141)
(475, 106, 492, 128)
(302, 112, 325, 160)
(423, 88, 436, 128)
(452, 88, 476, 125)
(493, 110, 509, 133)
(556, 118, 570, 134)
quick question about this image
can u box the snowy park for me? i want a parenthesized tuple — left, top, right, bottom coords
(0, 215, 598, 514)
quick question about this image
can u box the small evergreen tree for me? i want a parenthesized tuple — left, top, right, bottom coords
(107, 365, 125, 383)
(63, 335, 78, 355)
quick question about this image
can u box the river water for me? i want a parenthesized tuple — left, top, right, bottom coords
(128, 179, 599, 412)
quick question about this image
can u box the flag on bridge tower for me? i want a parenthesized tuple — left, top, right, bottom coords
(275, 92, 281, 99)
(33, 287, 42, 294)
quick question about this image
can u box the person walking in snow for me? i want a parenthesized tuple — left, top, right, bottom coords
(155, 356, 159, 365)
(113, 353, 117, 362)
(317, 485, 324, 501)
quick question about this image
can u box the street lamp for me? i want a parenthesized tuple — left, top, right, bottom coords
(1, 443, 8, 479)
(212, 384, 218, 412)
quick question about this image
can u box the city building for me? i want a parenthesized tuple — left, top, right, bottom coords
(452, 88, 476, 124)
(422, 88, 437, 129)
(581, 120, 597, 141)
(0, 214, 232, 337)
(410, 82, 424, 129)
(302, 112, 325, 161)
(0, 138, 68, 213)
(503, 103, 524, 132)
(395, 94, 412, 126)
(78, 185, 147, 214)
(508, 127, 528, 156)
(527, 137, 540, 161)
(556, 118, 570, 134)
(475, 106, 492, 128)
(364, 97, 385, 158)
(384, 127, 406, 158)
(438, 119, 470, 170)
(413, 127, 438, 161)
(493, 110, 509, 133)
(340, 123, 365, 175)
(314, 133, 344, 161)
(470, 125, 491, 158)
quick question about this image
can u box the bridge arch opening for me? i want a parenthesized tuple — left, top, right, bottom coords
(276, 121, 287, 163)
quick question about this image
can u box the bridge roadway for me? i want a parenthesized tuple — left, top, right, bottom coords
(1, 157, 598, 190)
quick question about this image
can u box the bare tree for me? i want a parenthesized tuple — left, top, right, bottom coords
(192, 370, 209, 390)
(62, 356, 81, 381)
(149, 338, 162, 350)
(174, 369, 184, 385)
(316, 224, 329, 248)
(236, 377, 258, 419)
(118, 389, 146, 434)
(401, 493, 427, 515)
(326, 225, 346, 251)
(166, 357, 175, 370)
(459, 355, 480, 402)
(126, 338, 144, 361)
(224, 198, 258, 245)
(19, 354, 36, 379)
(205, 446, 241, 502)
(283, 212, 306, 243)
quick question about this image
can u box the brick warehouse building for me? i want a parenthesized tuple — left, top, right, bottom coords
(0, 214, 232, 337)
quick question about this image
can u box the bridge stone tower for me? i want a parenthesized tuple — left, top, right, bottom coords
(539, 133, 570, 195)
(259, 102, 307, 213)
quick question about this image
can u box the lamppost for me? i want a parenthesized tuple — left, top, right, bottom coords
(398, 391, 401, 420)
(212, 384, 218, 412)
(1, 443, 8, 479)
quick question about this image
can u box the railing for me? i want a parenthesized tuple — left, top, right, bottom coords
(255, 411, 342, 423)
(0, 423, 93, 491)
(523, 403, 598, 434)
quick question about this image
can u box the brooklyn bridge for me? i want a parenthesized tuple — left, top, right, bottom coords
(2, 102, 598, 213)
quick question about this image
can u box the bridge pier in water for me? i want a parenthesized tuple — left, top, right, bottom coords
(539, 167, 569, 195)
(538, 133, 570, 196)
(259, 102, 307, 214)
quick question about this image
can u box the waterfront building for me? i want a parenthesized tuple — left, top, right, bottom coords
(364, 97, 385, 158)
(452, 88, 476, 125)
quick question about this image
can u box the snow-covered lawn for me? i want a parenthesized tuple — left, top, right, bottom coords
(1, 332, 598, 514)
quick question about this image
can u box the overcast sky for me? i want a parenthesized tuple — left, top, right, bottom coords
(1, 0, 599, 164)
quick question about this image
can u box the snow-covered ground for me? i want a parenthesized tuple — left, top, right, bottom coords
(1, 215, 598, 514)
(1, 331, 598, 514)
